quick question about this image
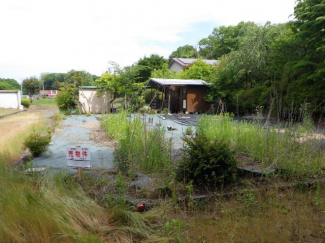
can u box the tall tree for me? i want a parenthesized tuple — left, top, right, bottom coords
(66, 70, 94, 86)
(22, 77, 41, 102)
(169, 45, 198, 59)
(0, 78, 21, 90)
(136, 54, 167, 83)
(198, 22, 256, 59)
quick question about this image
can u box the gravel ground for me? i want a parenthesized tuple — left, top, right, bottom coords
(32, 115, 115, 171)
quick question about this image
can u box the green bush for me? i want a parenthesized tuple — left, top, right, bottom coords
(24, 131, 51, 157)
(21, 98, 31, 109)
(55, 91, 77, 112)
(176, 132, 237, 187)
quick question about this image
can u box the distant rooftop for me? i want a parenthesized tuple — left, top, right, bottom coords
(170, 58, 220, 67)
(148, 78, 209, 87)
(79, 86, 99, 89)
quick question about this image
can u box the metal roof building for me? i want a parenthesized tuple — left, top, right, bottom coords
(146, 78, 211, 114)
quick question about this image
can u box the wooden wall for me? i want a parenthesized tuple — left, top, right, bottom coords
(186, 86, 210, 113)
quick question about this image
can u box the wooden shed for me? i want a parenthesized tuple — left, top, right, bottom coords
(146, 78, 211, 114)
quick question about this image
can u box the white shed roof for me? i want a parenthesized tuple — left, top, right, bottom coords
(149, 78, 209, 86)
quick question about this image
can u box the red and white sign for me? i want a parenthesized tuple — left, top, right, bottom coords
(66, 146, 91, 168)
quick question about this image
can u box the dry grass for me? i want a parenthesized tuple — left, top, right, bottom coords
(0, 111, 47, 165)
(0, 108, 18, 116)
(181, 186, 325, 243)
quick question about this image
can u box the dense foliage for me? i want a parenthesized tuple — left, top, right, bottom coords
(165, 0, 325, 119)
(176, 132, 237, 187)
(0, 78, 21, 90)
(24, 131, 51, 157)
(21, 98, 31, 108)
(22, 77, 41, 102)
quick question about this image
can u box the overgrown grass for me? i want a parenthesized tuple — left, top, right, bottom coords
(196, 114, 325, 178)
(0, 164, 172, 242)
(32, 97, 57, 106)
(101, 112, 172, 174)
(0, 108, 18, 116)
(183, 184, 325, 242)
(0, 112, 47, 165)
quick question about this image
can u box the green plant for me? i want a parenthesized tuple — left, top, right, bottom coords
(163, 108, 169, 115)
(147, 109, 157, 114)
(184, 126, 193, 136)
(86, 111, 92, 117)
(23, 130, 51, 157)
(176, 131, 237, 187)
(55, 90, 77, 112)
(239, 189, 257, 208)
(21, 98, 31, 108)
(164, 219, 184, 242)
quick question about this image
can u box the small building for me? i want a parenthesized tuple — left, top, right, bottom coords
(146, 78, 211, 114)
(0, 90, 22, 109)
(39, 90, 60, 97)
(79, 86, 111, 114)
(169, 58, 219, 72)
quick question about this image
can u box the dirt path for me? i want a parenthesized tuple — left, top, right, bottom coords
(32, 115, 114, 170)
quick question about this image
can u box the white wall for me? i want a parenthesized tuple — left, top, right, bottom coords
(0, 90, 21, 109)
(169, 62, 184, 72)
(79, 89, 111, 114)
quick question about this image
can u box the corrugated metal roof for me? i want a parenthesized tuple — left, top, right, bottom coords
(79, 86, 99, 89)
(149, 78, 209, 86)
(177, 58, 219, 65)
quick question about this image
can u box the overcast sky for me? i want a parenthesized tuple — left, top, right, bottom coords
(0, 0, 296, 83)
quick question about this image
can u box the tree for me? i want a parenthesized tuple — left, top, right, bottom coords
(0, 78, 21, 90)
(169, 45, 198, 59)
(95, 73, 122, 104)
(180, 59, 217, 81)
(136, 54, 167, 83)
(66, 70, 94, 86)
(198, 22, 256, 59)
(22, 77, 41, 102)
(40, 73, 68, 90)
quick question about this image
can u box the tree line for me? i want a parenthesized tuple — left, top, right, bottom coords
(168, 0, 325, 119)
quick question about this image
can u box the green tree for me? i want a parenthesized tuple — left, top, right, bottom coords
(169, 45, 198, 59)
(136, 54, 167, 83)
(180, 59, 217, 81)
(198, 22, 256, 59)
(40, 73, 68, 90)
(22, 77, 41, 102)
(0, 78, 21, 90)
(151, 64, 179, 79)
(95, 73, 122, 104)
(66, 70, 94, 86)
(56, 83, 79, 113)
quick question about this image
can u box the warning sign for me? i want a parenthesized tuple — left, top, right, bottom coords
(66, 146, 91, 168)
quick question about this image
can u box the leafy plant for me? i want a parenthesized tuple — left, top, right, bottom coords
(163, 108, 168, 115)
(24, 131, 51, 157)
(184, 126, 193, 136)
(21, 98, 31, 108)
(176, 131, 237, 187)
(55, 90, 77, 112)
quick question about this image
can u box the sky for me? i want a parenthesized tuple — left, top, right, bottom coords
(0, 0, 296, 83)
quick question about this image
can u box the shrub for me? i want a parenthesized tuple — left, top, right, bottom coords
(55, 91, 77, 112)
(21, 98, 31, 108)
(176, 132, 237, 187)
(184, 126, 193, 136)
(24, 131, 51, 157)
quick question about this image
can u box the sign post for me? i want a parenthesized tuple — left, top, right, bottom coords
(66, 146, 91, 180)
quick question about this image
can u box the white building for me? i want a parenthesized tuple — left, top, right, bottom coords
(79, 86, 111, 114)
(0, 90, 22, 109)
